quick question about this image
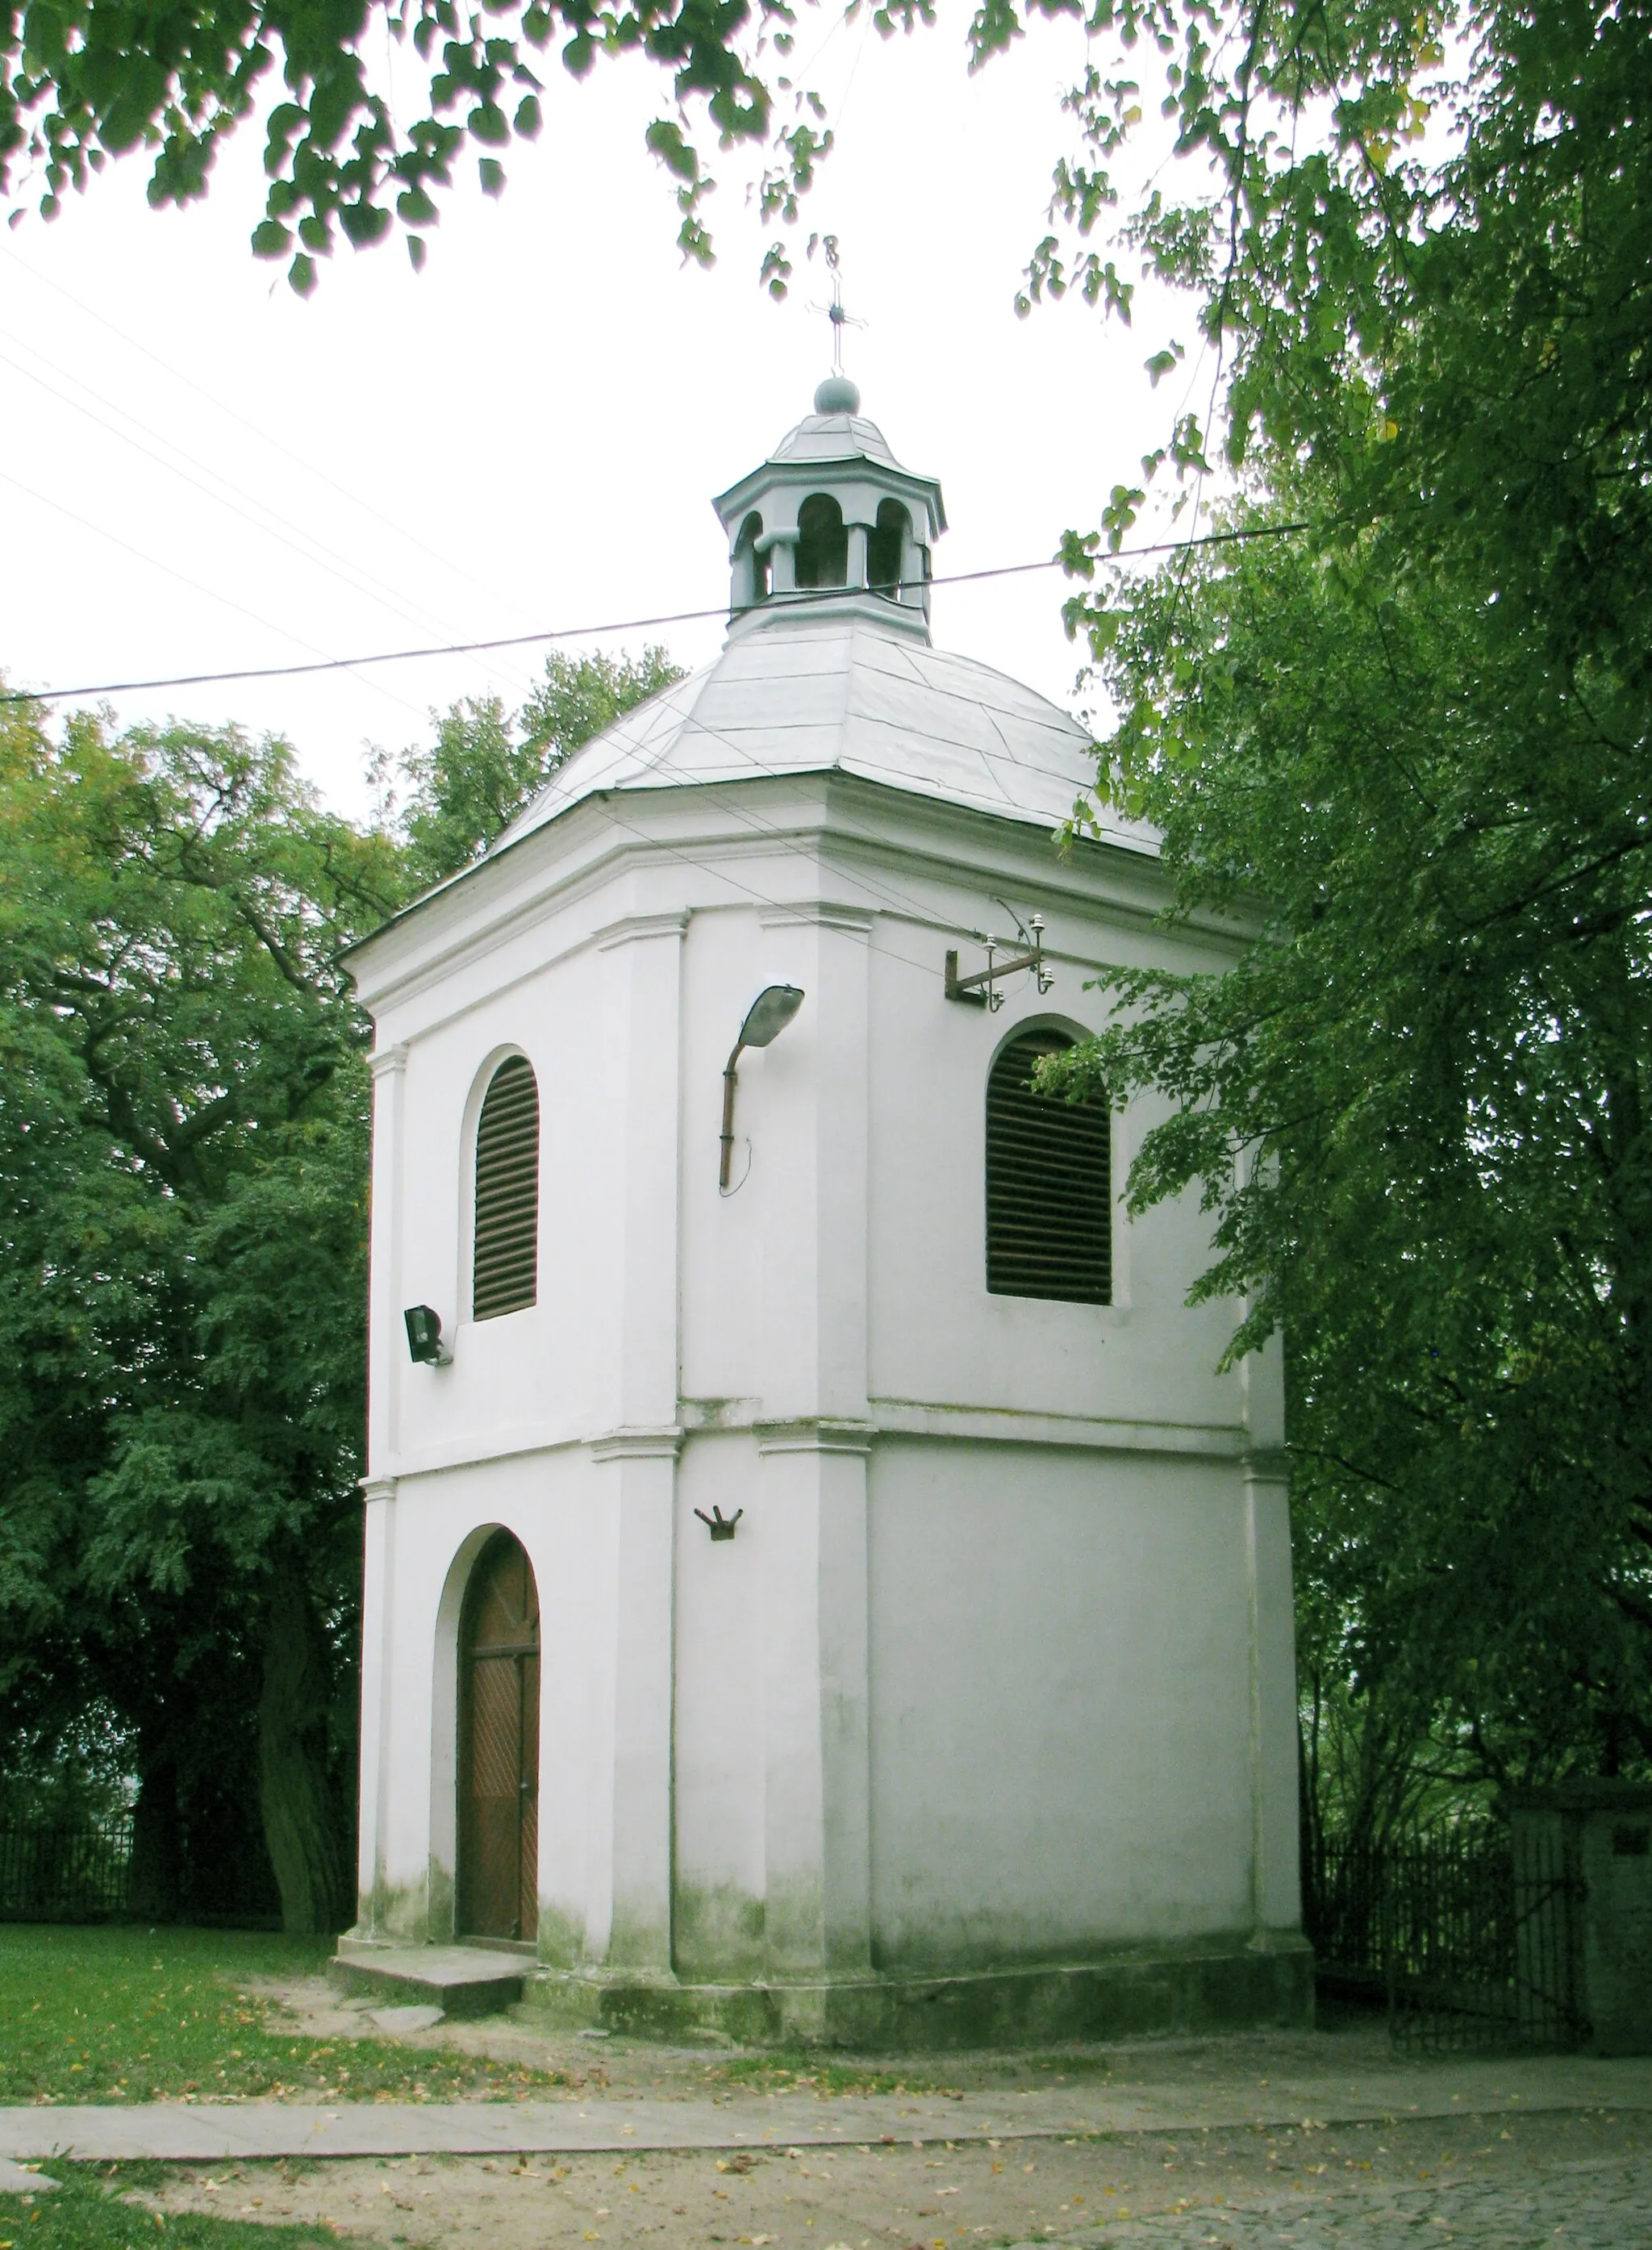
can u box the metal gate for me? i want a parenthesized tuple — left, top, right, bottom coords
(0, 1820, 133, 1919)
(1308, 1827, 1589, 2053)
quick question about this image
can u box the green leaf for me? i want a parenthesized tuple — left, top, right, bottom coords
(645, 117, 698, 183)
(338, 200, 391, 246)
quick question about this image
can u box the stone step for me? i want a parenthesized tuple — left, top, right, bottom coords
(329, 1941, 526, 2018)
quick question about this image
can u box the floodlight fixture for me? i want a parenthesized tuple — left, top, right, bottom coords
(404, 1304, 452, 1366)
(720, 983, 805, 1190)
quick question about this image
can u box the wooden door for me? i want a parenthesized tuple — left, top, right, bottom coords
(457, 1531, 540, 1942)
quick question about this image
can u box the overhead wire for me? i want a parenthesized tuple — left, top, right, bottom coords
(563, 676, 978, 944)
(0, 333, 544, 705)
(0, 520, 1307, 707)
(0, 466, 428, 724)
(584, 781, 999, 1005)
(587, 669, 1085, 947)
(0, 240, 547, 632)
(484, 642, 1127, 1006)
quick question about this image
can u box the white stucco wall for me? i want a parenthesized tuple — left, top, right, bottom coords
(347, 770, 1299, 1985)
(866, 1442, 1254, 1970)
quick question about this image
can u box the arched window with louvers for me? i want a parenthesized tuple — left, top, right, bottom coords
(470, 1054, 540, 1322)
(985, 1027, 1112, 1305)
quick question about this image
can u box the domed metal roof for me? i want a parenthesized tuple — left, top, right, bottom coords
(494, 607, 1145, 851)
(754, 375, 900, 470)
(767, 407, 900, 470)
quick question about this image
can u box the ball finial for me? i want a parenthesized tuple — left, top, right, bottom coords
(814, 374, 861, 415)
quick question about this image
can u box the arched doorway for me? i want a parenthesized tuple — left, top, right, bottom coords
(457, 1530, 540, 1942)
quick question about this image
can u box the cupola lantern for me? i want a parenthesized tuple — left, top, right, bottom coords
(712, 378, 946, 633)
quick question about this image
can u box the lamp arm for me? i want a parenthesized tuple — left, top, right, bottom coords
(719, 1040, 747, 1190)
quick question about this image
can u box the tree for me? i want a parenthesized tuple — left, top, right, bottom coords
(391, 645, 682, 887)
(11, 0, 1649, 1817)
(0, 0, 842, 294)
(0, 645, 677, 1923)
(0, 702, 402, 1927)
(1036, 1, 1652, 1809)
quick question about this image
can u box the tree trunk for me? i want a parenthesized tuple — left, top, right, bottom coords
(258, 1563, 348, 1934)
(128, 1754, 181, 1922)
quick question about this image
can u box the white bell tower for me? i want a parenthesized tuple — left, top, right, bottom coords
(338, 379, 1309, 2048)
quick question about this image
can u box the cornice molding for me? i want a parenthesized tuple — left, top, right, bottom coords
(869, 1397, 1245, 1460)
(754, 1418, 876, 1457)
(367, 1043, 409, 1082)
(347, 781, 1211, 1023)
(594, 909, 691, 953)
(589, 1426, 686, 1463)
(758, 900, 875, 935)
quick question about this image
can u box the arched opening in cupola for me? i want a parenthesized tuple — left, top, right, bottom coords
(795, 494, 848, 590)
(735, 511, 769, 606)
(869, 499, 911, 598)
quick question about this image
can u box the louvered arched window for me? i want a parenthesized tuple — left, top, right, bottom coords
(472, 1055, 539, 1321)
(986, 1028, 1111, 1304)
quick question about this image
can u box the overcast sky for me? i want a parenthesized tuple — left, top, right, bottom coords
(1, 4, 1196, 821)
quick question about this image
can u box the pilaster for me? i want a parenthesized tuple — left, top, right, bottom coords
(845, 522, 870, 590)
(757, 1426, 874, 1979)
(354, 1475, 398, 1933)
(752, 904, 874, 1979)
(365, 1043, 408, 1474)
(1244, 1462, 1301, 1933)
(767, 536, 798, 595)
(584, 1430, 682, 1973)
(595, 914, 687, 1433)
(756, 904, 873, 1425)
(581, 910, 687, 1974)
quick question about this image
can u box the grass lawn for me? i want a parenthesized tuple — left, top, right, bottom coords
(1, 2166, 336, 2249)
(711, 2055, 957, 2096)
(709, 2053, 1113, 2096)
(0, 1926, 572, 2106)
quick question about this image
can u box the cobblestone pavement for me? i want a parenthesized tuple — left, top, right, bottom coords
(94, 2106, 1652, 2249)
(1012, 2153, 1652, 2248)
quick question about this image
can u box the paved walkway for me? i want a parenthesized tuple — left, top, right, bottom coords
(2, 2051, 1650, 2162)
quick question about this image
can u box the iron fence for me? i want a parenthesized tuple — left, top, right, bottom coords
(0, 1818, 134, 1921)
(1306, 1826, 1586, 2052)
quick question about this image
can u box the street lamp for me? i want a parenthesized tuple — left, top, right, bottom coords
(720, 984, 805, 1190)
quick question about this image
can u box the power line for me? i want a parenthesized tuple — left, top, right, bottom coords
(0, 466, 428, 724)
(2, 570, 1044, 706)
(0, 328, 544, 703)
(0, 241, 549, 637)
(0, 522, 1307, 708)
(564, 676, 996, 944)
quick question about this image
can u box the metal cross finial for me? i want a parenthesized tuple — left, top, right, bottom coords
(809, 234, 866, 376)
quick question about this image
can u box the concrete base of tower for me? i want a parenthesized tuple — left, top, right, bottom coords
(513, 1935, 1315, 2051)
